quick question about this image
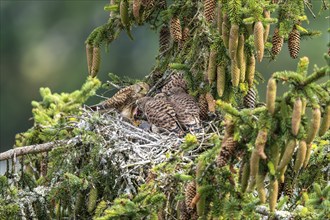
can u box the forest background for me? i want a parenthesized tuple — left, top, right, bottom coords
(0, 0, 328, 153)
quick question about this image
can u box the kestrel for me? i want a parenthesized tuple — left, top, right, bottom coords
(166, 87, 201, 132)
(91, 82, 149, 119)
(161, 72, 187, 94)
(136, 96, 183, 134)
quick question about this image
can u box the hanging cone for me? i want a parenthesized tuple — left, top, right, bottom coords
(91, 47, 101, 77)
(246, 54, 256, 87)
(236, 34, 246, 82)
(222, 14, 229, 48)
(216, 63, 226, 97)
(159, 25, 170, 54)
(198, 94, 208, 120)
(207, 47, 217, 84)
(180, 27, 190, 48)
(216, 137, 237, 167)
(170, 17, 182, 42)
(254, 21, 264, 62)
(288, 25, 300, 59)
(86, 44, 93, 75)
(271, 28, 284, 56)
(263, 10, 270, 43)
(185, 181, 196, 208)
(291, 98, 302, 136)
(205, 92, 216, 113)
(178, 200, 191, 220)
(217, 3, 223, 34)
(204, 0, 216, 22)
(231, 59, 240, 87)
(244, 87, 256, 109)
(133, 0, 141, 21)
(229, 24, 239, 60)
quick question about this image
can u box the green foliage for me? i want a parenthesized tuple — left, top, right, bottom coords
(15, 77, 100, 146)
(1, 0, 329, 219)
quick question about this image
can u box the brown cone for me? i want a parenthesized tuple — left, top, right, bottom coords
(244, 87, 257, 109)
(170, 17, 182, 42)
(159, 25, 170, 54)
(271, 28, 284, 56)
(185, 181, 196, 208)
(288, 26, 300, 59)
(204, 0, 216, 22)
(91, 47, 101, 77)
(216, 137, 237, 167)
(133, 0, 141, 21)
(254, 21, 264, 62)
(198, 94, 208, 120)
(178, 200, 190, 220)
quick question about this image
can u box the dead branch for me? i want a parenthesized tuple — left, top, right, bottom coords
(0, 137, 79, 161)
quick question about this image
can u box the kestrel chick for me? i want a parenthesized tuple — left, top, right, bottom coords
(161, 72, 187, 94)
(167, 87, 201, 132)
(91, 82, 149, 119)
(136, 96, 183, 134)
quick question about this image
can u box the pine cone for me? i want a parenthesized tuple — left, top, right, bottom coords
(178, 200, 190, 220)
(244, 87, 257, 108)
(263, 10, 270, 43)
(170, 17, 182, 42)
(86, 44, 93, 75)
(254, 21, 264, 62)
(133, 0, 141, 21)
(271, 28, 284, 56)
(185, 181, 196, 208)
(231, 59, 240, 87)
(198, 94, 208, 120)
(288, 26, 300, 59)
(216, 63, 226, 97)
(159, 25, 170, 54)
(222, 14, 229, 48)
(204, 0, 216, 22)
(246, 54, 256, 87)
(181, 27, 190, 44)
(91, 47, 101, 77)
(216, 137, 237, 167)
(205, 92, 216, 113)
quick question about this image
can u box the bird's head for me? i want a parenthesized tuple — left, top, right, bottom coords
(132, 82, 150, 99)
(166, 86, 186, 95)
(154, 92, 168, 101)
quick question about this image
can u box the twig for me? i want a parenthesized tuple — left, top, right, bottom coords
(0, 137, 80, 161)
(301, 66, 328, 86)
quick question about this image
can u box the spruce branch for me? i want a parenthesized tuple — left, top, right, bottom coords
(301, 66, 329, 86)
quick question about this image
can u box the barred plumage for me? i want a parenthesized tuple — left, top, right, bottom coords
(288, 26, 300, 59)
(271, 28, 284, 56)
(92, 82, 149, 111)
(254, 21, 264, 62)
(198, 94, 208, 120)
(137, 96, 183, 133)
(244, 87, 257, 109)
(161, 72, 187, 94)
(166, 87, 201, 132)
(204, 0, 216, 23)
(170, 17, 182, 42)
(159, 25, 170, 54)
(91, 47, 101, 77)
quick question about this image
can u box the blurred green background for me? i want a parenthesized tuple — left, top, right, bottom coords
(0, 1, 328, 152)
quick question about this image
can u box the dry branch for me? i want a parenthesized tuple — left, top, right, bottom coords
(0, 138, 79, 161)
